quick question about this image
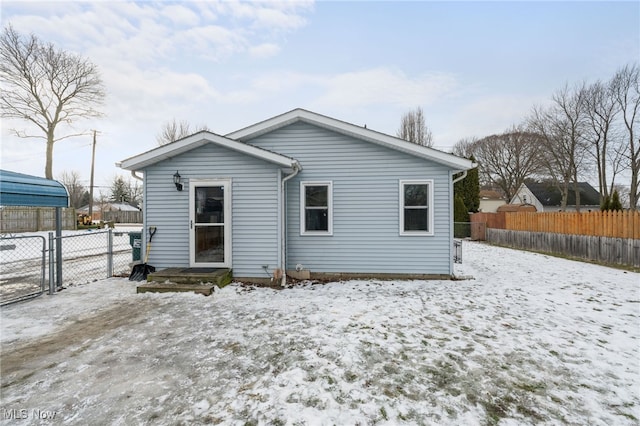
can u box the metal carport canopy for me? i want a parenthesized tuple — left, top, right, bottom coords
(0, 169, 69, 207)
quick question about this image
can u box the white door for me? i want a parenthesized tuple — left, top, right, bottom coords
(189, 179, 231, 268)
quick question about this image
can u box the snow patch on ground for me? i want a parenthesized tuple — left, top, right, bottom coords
(1, 241, 638, 425)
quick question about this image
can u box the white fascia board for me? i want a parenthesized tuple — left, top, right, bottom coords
(118, 131, 298, 171)
(227, 108, 476, 171)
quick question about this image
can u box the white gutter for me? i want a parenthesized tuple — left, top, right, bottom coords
(452, 170, 468, 184)
(280, 162, 301, 286)
(131, 170, 143, 181)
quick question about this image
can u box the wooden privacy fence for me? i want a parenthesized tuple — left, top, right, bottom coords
(504, 210, 640, 239)
(0, 206, 76, 233)
(102, 210, 142, 224)
(470, 210, 640, 268)
(487, 229, 640, 268)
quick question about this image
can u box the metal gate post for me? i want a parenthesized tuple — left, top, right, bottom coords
(107, 228, 113, 277)
(55, 207, 63, 288)
(48, 232, 55, 295)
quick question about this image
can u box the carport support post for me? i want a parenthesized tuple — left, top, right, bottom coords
(55, 207, 63, 289)
(48, 232, 55, 295)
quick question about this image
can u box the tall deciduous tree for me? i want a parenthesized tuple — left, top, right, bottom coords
(529, 84, 589, 211)
(471, 127, 542, 201)
(58, 170, 88, 209)
(0, 25, 105, 179)
(581, 79, 623, 202)
(397, 107, 434, 147)
(156, 118, 209, 145)
(610, 63, 640, 210)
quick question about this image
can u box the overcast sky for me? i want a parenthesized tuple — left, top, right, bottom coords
(1, 1, 638, 191)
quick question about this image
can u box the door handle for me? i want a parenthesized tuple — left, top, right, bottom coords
(190, 220, 193, 229)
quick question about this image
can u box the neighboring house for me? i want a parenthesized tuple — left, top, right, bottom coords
(77, 202, 141, 222)
(510, 182, 601, 212)
(117, 109, 476, 283)
(479, 189, 506, 212)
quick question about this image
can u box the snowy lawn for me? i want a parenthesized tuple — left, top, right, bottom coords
(1, 241, 638, 425)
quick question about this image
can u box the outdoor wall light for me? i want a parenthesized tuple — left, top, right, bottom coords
(173, 170, 183, 191)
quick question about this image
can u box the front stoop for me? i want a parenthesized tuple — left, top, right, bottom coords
(137, 268, 232, 296)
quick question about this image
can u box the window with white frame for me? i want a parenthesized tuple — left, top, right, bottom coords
(301, 181, 333, 235)
(400, 180, 434, 235)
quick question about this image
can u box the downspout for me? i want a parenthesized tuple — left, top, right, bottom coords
(280, 162, 301, 287)
(130, 170, 143, 181)
(452, 170, 467, 184)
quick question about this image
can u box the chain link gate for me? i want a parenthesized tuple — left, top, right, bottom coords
(0, 235, 47, 305)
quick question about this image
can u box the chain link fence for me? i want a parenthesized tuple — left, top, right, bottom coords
(56, 230, 134, 286)
(0, 229, 136, 306)
(0, 235, 47, 305)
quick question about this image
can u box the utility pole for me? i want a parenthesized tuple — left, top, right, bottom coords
(88, 130, 97, 219)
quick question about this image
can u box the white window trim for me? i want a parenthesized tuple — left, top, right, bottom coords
(399, 179, 434, 236)
(300, 181, 333, 236)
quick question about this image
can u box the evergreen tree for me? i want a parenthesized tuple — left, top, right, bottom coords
(110, 175, 129, 203)
(610, 190, 623, 211)
(454, 156, 480, 213)
(600, 195, 611, 211)
(454, 195, 469, 222)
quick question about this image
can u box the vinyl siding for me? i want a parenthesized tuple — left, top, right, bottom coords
(246, 121, 454, 275)
(143, 142, 281, 278)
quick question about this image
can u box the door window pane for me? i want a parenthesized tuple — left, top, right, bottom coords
(195, 226, 224, 263)
(195, 186, 224, 224)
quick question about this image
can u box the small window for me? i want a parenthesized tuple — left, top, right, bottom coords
(301, 181, 333, 235)
(400, 180, 434, 235)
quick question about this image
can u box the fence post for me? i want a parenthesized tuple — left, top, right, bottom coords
(48, 232, 56, 295)
(107, 228, 113, 278)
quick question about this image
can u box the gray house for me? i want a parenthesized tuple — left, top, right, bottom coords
(118, 109, 475, 284)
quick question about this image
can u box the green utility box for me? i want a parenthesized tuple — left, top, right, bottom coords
(129, 231, 142, 261)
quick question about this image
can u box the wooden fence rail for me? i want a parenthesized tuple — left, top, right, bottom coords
(503, 210, 640, 239)
(471, 210, 640, 240)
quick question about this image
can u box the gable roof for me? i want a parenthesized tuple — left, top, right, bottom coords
(524, 182, 601, 206)
(117, 131, 300, 171)
(0, 169, 69, 207)
(226, 109, 475, 171)
(78, 202, 140, 212)
(480, 190, 504, 200)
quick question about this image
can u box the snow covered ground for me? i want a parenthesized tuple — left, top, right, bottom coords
(0, 241, 638, 425)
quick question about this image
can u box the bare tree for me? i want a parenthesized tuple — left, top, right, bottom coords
(581, 79, 623, 202)
(451, 137, 478, 159)
(610, 63, 640, 210)
(397, 107, 434, 147)
(58, 170, 88, 209)
(0, 25, 105, 179)
(472, 127, 542, 201)
(529, 84, 589, 211)
(156, 118, 210, 145)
